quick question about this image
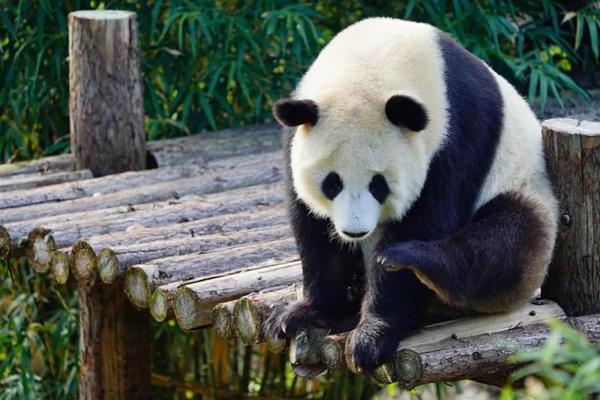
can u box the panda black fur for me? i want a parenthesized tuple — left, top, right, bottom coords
(266, 18, 558, 374)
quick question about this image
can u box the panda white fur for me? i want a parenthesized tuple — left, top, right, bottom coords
(266, 18, 558, 374)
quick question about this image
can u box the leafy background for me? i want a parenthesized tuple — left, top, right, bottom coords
(1, 0, 599, 399)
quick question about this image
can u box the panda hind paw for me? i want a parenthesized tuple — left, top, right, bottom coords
(263, 300, 320, 340)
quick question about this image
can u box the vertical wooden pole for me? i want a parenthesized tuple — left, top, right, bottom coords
(541, 118, 600, 316)
(69, 10, 146, 177)
(69, 10, 150, 399)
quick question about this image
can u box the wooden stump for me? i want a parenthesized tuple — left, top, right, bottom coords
(69, 10, 150, 399)
(69, 10, 146, 177)
(541, 118, 600, 316)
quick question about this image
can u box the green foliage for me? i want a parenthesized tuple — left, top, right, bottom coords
(502, 320, 600, 400)
(1, 1, 599, 163)
(0, 259, 78, 399)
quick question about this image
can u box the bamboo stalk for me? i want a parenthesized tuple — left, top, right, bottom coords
(123, 226, 292, 308)
(49, 251, 71, 285)
(174, 260, 302, 330)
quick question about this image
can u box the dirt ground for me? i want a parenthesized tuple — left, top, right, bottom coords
(540, 88, 600, 122)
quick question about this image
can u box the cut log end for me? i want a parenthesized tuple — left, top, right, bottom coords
(233, 297, 262, 345)
(71, 240, 97, 284)
(97, 248, 119, 284)
(27, 227, 56, 273)
(0, 226, 9, 260)
(174, 287, 201, 330)
(320, 334, 346, 371)
(125, 266, 153, 308)
(212, 302, 236, 340)
(149, 289, 171, 322)
(70, 10, 135, 20)
(266, 337, 287, 354)
(50, 251, 71, 284)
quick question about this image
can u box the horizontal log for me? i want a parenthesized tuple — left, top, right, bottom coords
(174, 260, 302, 330)
(0, 154, 73, 178)
(124, 225, 291, 308)
(85, 205, 286, 250)
(0, 151, 282, 220)
(0, 123, 279, 179)
(6, 183, 284, 268)
(233, 285, 302, 347)
(0, 169, 92, 193)
(125, 236, 297, 309)
(148, 124, 280, 167)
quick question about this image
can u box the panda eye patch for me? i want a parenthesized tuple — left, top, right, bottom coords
(322, 172, 343, 200)
(369, 174, 390, 203)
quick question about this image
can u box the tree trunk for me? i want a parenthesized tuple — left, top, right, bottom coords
(541, 118, 600, 316)
(69, 10, 146, 177)
(69, 10, 150, 399)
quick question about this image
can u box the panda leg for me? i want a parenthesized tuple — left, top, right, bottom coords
(377, 192, 554, 313)
(346, 192, 554, 373)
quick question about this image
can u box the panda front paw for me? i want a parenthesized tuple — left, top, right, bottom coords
(345, 317, 401, 374)
(263, 300, 321, 340)
(376, 241, 428, 272)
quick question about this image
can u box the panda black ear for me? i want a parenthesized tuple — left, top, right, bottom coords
(272, 98, 319, 127)
(385, 95, 428, 132)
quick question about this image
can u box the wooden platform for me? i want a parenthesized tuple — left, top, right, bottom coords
(2, 121, 600, 390)
(0, 124, 302, 330)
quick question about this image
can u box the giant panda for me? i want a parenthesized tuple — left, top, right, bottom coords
(265, 18, 558, 374)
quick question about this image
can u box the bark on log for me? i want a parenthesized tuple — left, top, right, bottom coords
(316, 300, 566, 375)
(541, 118, 600, 316)
(0, 170, 92, 193)
(124, 225, 291, 306)
(146, 123, 280, 167)
(0, 154, 73, 178)
(69, 10, 146, 176)
(12, 183, 283, 269)
(69, 10, 150, 399)
(232, 285, 302, 346)
(86, 205, 286, 250)
(0, 226, 9, 260)
(174, 260, 302, 330)
(0, 151, 281, 220)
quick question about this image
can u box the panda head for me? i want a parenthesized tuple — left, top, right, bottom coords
(273, 94, 431, 242)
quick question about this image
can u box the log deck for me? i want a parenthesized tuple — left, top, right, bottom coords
(2, 105, 600, 396)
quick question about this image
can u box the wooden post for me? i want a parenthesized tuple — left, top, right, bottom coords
(541, 118, 600, 316)
(69, 10, 146, 177)
(69, 10, 150, 399)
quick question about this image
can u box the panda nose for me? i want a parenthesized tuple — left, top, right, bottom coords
(343, 230, 369, 238)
